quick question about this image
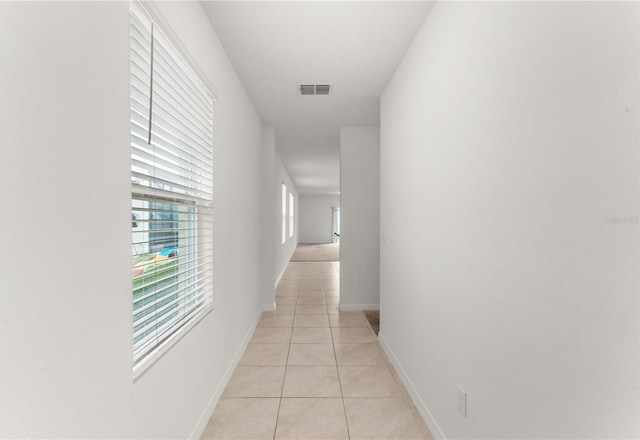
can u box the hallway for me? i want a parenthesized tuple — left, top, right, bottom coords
(2, 2, 638, 438)
(201, 259, 432, 439)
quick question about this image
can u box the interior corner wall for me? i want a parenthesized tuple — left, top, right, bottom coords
(340, 127, 380, 310)
(0, 2, 266, 438)
(299, 194, 341, 244)
(379, 2, 640, 439)
(274, 155, 299, 285)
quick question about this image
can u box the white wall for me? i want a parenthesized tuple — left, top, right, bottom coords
(0, 2, 266, 438)
(340, 127, 380, 310)
(299, 194, 340, 243)
(380, 2, 640, 439)
(274, 156, 299, 284)
(261, 129, 299, 309)
(260, 127, 277, 310)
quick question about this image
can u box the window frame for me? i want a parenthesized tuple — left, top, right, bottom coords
(130, 1, 215, 378)
(289, 192, 294, 238)
(282, 182, 287, 244)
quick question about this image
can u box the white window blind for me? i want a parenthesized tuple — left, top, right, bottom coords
(130, 2, 214, 370)
(282, 183, 287, 244)
(289, 192, 294, 238)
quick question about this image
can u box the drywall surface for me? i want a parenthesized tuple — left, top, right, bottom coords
(261, 129, 299, 308)
(261, 127, 277, 309)
(0, 2, 265, 438)
(299, 194, 341, 243)
(0, 2, 134, 436)
(380, 2, 640, 439)
(275, 156, 299, 283)
(340, 127, 380, 309)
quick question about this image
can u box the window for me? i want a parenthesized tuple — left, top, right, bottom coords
(130, 2, 214, 371)
(289, 192, 294, 238)
(333, 207, 340, 243)
(282, 183, 287, 244)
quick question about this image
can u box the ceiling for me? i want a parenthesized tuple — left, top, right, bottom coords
(201, 1, 435, 195)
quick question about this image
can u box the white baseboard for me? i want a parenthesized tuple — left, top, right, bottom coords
(190, 308, 262, 439)
(378, 331, 446, 440)
(339, 304, 380, 312)
(263, 301, 275, 312)
(275, 264, 287, 287)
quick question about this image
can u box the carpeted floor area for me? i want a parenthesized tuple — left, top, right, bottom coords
(291, 243, 340, 261)
(364, 310, 380, 335)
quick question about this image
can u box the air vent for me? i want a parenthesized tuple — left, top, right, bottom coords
(300, 84, 315, 95)
(299, 84, 331, 95)
(315, 84, 330, 95)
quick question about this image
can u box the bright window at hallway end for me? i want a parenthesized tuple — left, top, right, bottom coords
(282, 182, 287, 244)
(289, 192, 294, 238)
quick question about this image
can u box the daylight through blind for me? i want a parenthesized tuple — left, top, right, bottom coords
(130, 2, 214, 368)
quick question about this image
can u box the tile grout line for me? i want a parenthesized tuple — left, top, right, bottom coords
(274, 261, 349, 439)
(271, 269, 296, 440)
(326, 281, 351, 440)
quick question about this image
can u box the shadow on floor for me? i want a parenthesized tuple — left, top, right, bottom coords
(364, 310, 379, 335)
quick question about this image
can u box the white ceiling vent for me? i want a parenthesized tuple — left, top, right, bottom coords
(299, 84, 331, 95)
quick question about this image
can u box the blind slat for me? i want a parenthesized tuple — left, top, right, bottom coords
(153, 58, 211, 126)
(153, 29, 213, 112)
(150, 93, 213, 151)
(131, 135, 211, 177)
(133, 259, 212, 303)
(133, 277, 213, 328)
(133, 300, 212, 361)
(133, 276, 212, 328)
(131, 155, 212, 189)
(131, 171, 212, 201)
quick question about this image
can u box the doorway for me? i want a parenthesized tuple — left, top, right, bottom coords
(332, 207, 340, 243)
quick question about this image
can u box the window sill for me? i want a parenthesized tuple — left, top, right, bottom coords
(132, 304, 213, 382)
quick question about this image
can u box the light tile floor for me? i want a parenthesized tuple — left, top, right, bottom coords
(201, 261, 433, 440)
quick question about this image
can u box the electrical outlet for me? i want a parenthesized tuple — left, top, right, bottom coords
(456, 385, 466, 417)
